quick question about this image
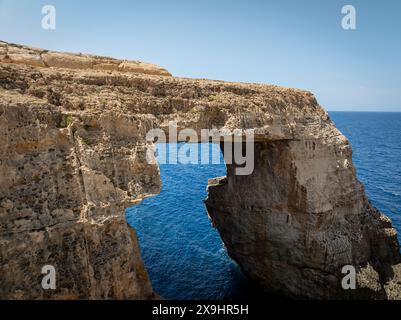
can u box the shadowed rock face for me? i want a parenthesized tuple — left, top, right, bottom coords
(0, 41, 400, 299)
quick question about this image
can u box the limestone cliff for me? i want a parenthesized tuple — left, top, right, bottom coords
(0, 41, 400, 299)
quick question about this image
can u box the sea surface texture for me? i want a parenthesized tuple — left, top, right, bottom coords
(126, 112, 401, 299)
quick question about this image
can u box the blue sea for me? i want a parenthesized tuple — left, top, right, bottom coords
(126, 112, 401, 300)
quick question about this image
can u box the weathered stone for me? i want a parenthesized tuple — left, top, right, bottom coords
(0, 41, 171, 76)
(0, 41, 400, 299)
(206, 141, 401, 299)
(118, 61, 172, 77)
(6, 44, 45, 67)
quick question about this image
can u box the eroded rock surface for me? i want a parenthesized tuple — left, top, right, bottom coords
(206, 142, 400, 299)
(0, 41, 400, 299)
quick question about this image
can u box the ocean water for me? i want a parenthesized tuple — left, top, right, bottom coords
(126, 112, 401, 300)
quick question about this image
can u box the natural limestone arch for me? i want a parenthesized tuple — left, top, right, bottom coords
(206, 139, 401, 299)
(0, 41, 400, 299)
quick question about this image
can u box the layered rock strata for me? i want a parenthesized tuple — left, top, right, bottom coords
(0, 41, 400, 299)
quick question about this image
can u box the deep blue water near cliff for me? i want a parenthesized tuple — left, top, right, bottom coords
(330, 112, 401, 237)
(126, 112, 401, 300)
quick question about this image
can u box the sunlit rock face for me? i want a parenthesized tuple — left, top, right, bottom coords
(0, 41, 400, 299)
(206, 140, 401, 299)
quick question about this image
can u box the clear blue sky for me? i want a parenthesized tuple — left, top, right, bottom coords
(0, 0, 400, 111)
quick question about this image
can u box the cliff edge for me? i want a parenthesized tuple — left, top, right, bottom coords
(1, 41, 400, 299)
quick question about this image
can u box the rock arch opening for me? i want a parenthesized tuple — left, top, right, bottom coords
(126, 142, 264, 299)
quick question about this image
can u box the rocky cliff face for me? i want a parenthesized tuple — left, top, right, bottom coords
(0, 41, 400, 299)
